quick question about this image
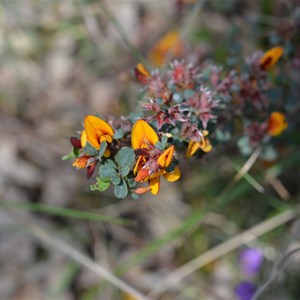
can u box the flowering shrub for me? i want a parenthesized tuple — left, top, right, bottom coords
(64, 46, 288, 199)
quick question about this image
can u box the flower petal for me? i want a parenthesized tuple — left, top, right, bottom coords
(80, 130, 87, 148)
(135, 186, 150, 195)
(163, 166, 180, 182)
(157, 145, 174, 168)
(84, 115, 114, 149)
(131, 120, 159, 149)
(149, 177, 160, 195)
(259, 46, 283, 71)
(135, 168, 150, 182)
(199, 137, 212, 152)
(134, 63, 151, 84)
(186, 140, 200, 158)
(267, 112, 288, 136)
(73, 155, 89, 169)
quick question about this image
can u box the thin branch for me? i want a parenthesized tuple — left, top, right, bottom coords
(148, 206, 299, 298)
(215, 146, 263, 205)
(162, 0, 206, 67)
(98, 0, 148, 66)
(5, 208, 150, 300)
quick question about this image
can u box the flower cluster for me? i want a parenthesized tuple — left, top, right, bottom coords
(64, 46, 288, 199)
(234, 248, 264, 300)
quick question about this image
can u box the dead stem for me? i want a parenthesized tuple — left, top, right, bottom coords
(5, 207, 150, 300)
(148, 206, 299, 298)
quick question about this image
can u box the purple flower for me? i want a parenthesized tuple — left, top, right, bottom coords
(235, 281, 257, 300)
(239, 248, 263, 275)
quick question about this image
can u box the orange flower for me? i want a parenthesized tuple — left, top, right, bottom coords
(186, 130, 212, 158)
(72, 155, 97, 179)
(72, 155, 89, 169)
(259, 46, 283, 71)
(149, 31, 184, 67)
(267, 112, 288, 136)
(82, 115, 114, 155)
(131, 120, 180, 195)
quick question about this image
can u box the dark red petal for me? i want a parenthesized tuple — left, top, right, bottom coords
(70, 137, 82, 148)
(86, 163, 96, 179)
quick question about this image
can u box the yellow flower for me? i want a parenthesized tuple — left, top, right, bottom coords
(267, 112, 288, 136)
(149, 31, 183, 66)
(131, 120, 180, 195)
(186, 130, 212, 158)
(259, 46, 283, 71)
(82, 115, 114, 156)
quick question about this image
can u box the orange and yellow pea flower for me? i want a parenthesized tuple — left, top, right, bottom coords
(259, 46, 283, 71)
(131, 119, 180, 195)
(149, 31, 184, 67)
(267, 112, 288, 136)
(185, 130, 212, 158)
(72, 115, 114, 170)
(83, 115, 114, 150)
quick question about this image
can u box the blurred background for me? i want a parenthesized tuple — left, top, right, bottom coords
(0, 0, 300, 299)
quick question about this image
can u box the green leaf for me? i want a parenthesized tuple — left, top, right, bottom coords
(127, 175, 137, 188)
(0, 201, 132, 225)
(161, 135, 168, 147)
(99, 165, 117, 178)
(115, 147, 135, 168)
(183, 89, 195, 99)
(173, 92, 183, 103)
(113, 128, 124, 139)
(83, 142, 98, 156)
(105, 159, 117, 169)
(62, 153, 75, 161)
(73, 146, 80, 157)
(128, 112, 143, 123)
(165, 162, 176, 173)
(62, 147, 79, 161)
(114, 180, 128, 199)
(131, 192, 139, 200)
(120, 166, 130, 177)
(96, 177, 111, 191)
(111, 174, 121, 185)
(98, 141, 107, 157)
(155, 141, 164, 150)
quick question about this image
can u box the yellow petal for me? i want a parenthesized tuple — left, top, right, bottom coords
(81, 130, 87, 148)
(163, 166, 180, 182)
(157, 145, 174, 168)
(259, 46, 283, 71)
(199, 137, 212, 153)
(131, 120, 159, 149)
(267, 112, 288, 136)
(104, 148, 111, 158)
(185, 140, 200, 158)
(84, 115, 114, 150)
(149, 177, 160, 195)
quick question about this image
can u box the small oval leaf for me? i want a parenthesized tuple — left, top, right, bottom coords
(115, 147, 135, 168)
(120, 166, 130, 177)
(114, 180, 128, 199)
(113, 128, 124, 139)
(99, 165, 117, 178)
(83, 142, 98, 156)
(111, 174, 121, 185)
